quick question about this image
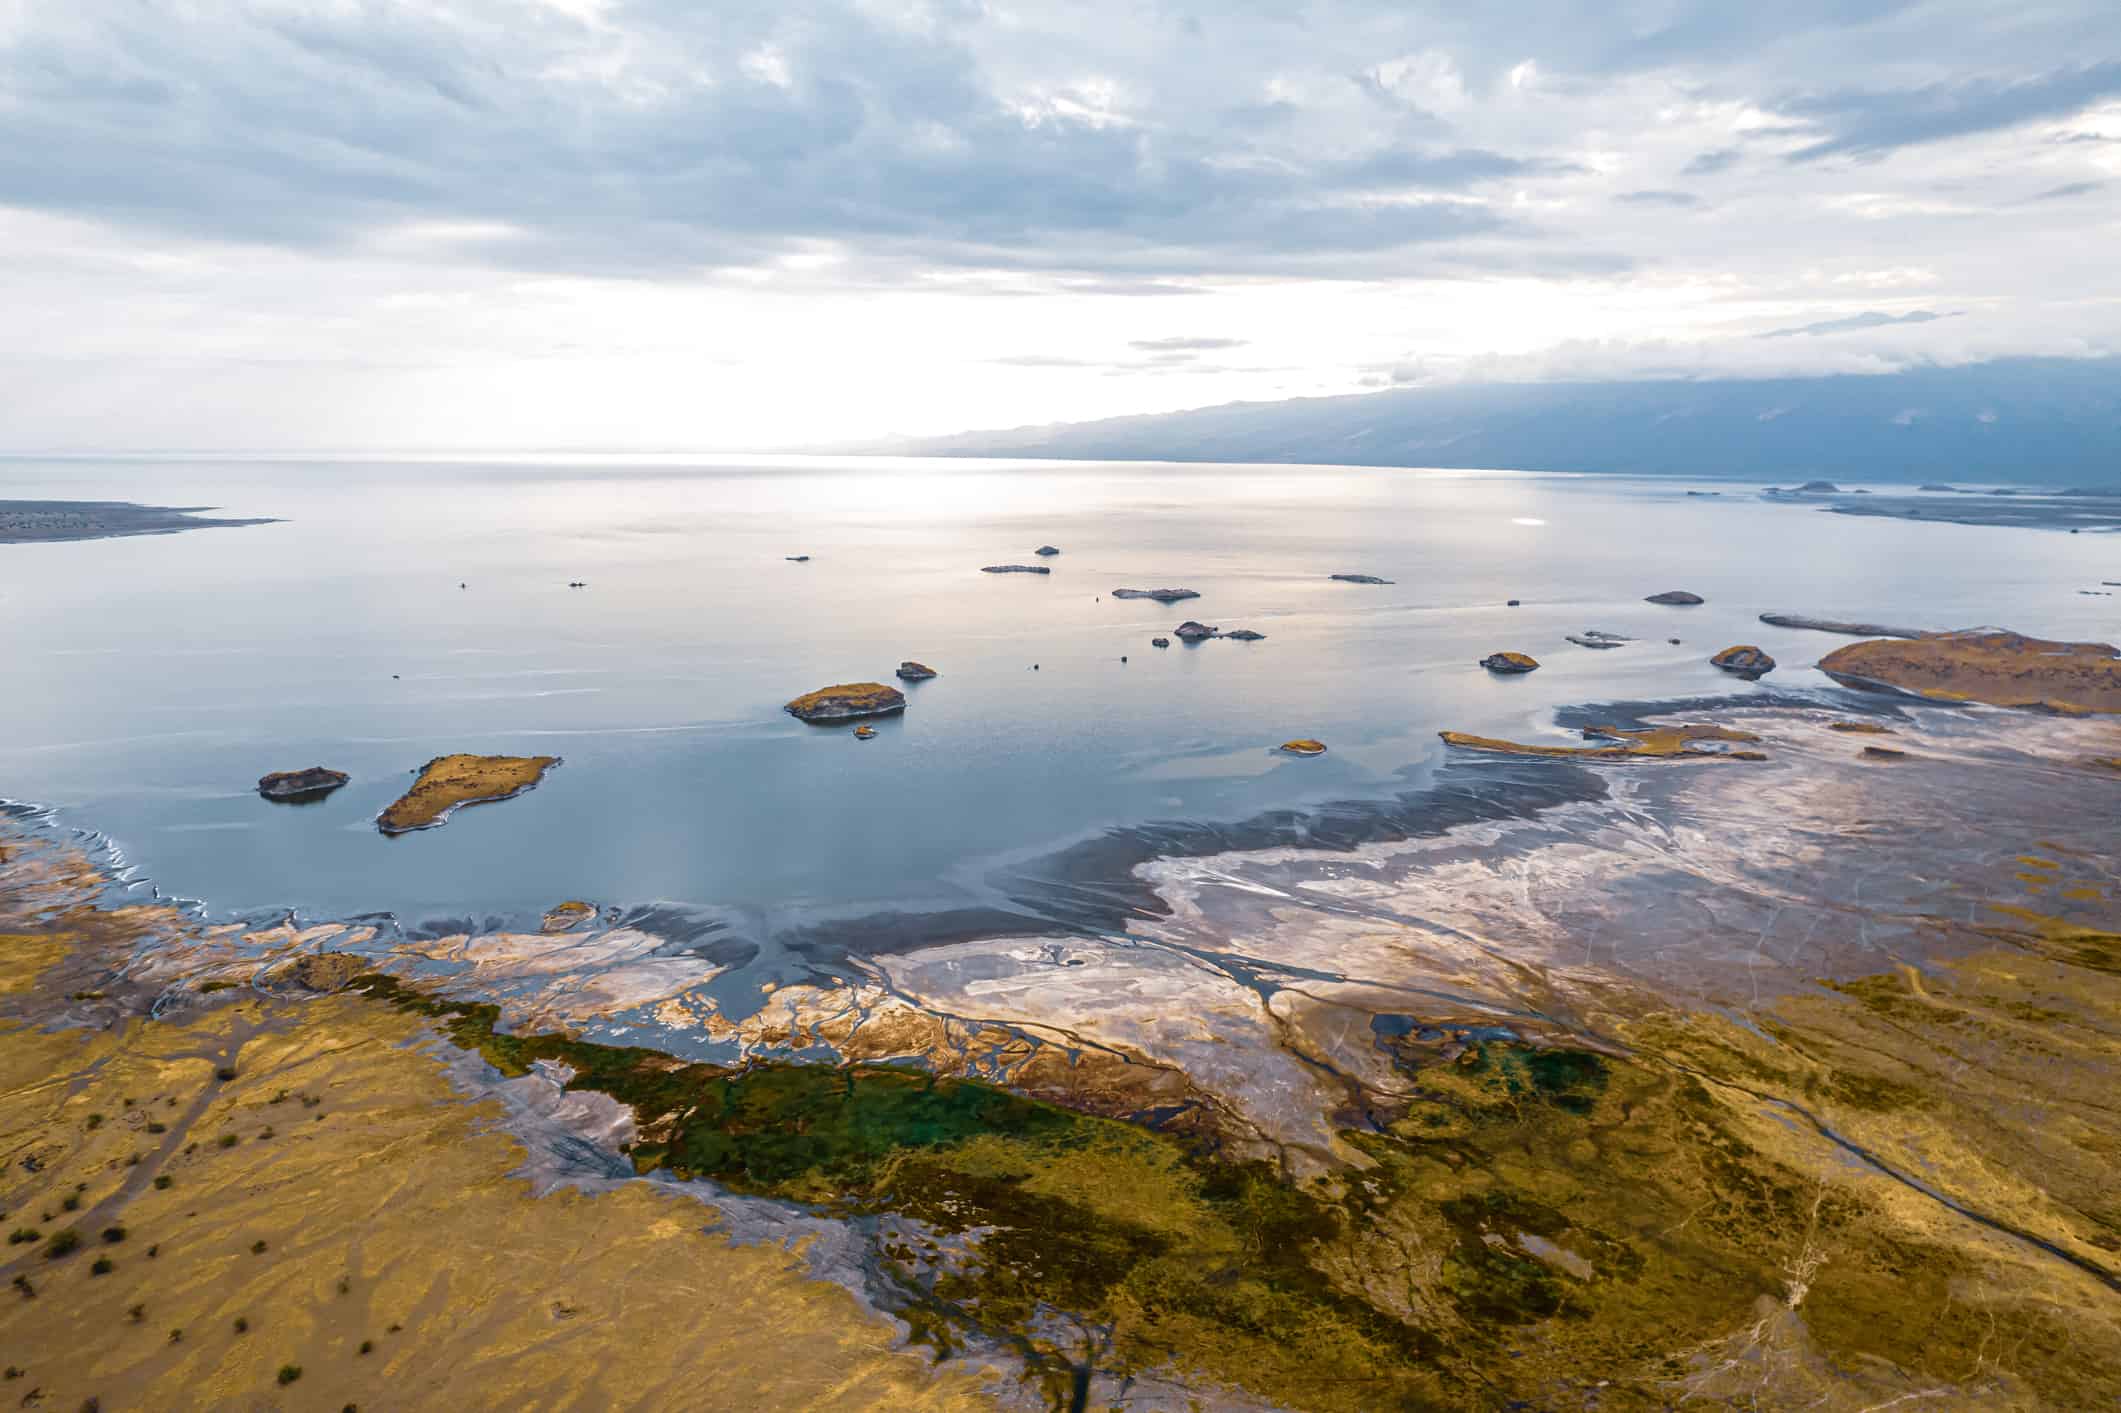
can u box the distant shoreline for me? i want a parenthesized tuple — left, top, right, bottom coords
(0, 498, 278, 545)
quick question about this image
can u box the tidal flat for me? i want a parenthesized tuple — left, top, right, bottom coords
(2, 688, 2115, 1410)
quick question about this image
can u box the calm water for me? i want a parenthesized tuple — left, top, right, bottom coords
(3, 455, 2113, 941)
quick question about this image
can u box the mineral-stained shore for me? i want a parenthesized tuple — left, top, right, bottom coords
(3, 695, 2119, 1410)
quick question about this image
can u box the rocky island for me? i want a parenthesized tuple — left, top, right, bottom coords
(894, 661, 938, 681)
(1329, 573, 1393, 584)
(1709, 644, 1776, 677)
(1279, 738, 1327, 755)
(376, 754, 562, 834)
(256, 767, 349, 801)
(981, 563, 1050, 575)
(1644, 590, 1705, 605)
(784, 682, 908, 722)
(1111, 587, 1199, 602)
(1820, 629, 2121, 712)
(1480, 651, 1539, 673)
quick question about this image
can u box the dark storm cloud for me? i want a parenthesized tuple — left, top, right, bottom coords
(1779, 62, 2121, 161)
(1757, 310, 1956, 338)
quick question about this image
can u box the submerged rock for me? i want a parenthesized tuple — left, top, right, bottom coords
(1279, 739, 1327, 756)
(784, 682, 908, 722)
(257, 767, 350, 801)
(1507, 599, 1521, 607)
(895, 661, 939, 682)
(982, 564, 1050, 575)
(1710, 645, 1776, 677)
(1796, 480, 1842, 493)
(1034, 545, 1061, 556)
(1225, 629, 1267, 641)
(1918, 484, 1956, 492)
(1441, 722, 1765, 762)
(1565, 631, 1630, 650)
(1862, 745, 1908, 760)
(1480, 652, 1540, 674)
(377, 754, 561, 835)
(1329, 574, 1393, 585)
(1112, 587, 1199, 602)
(1819, 629, 2121, 713)
(1760, 612, 1931, 639)
(1645, 590, 1705, 606)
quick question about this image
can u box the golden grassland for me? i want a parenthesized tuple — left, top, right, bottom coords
(1819, 630, 2121, 713)
(0, 936, 994, 1409)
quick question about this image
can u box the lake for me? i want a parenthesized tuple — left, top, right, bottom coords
(3, 454, 2112, 958)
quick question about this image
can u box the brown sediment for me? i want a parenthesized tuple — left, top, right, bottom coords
(1439, 722, 1766, 761)
(376, 754, 561, 835)
(1819, 629, 2121, 713)
(783, 682, 907, 722)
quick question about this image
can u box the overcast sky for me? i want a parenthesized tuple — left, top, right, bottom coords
(2, 0, 2117, 450)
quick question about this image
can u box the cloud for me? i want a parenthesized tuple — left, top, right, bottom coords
(1779, 62, 2121, 161)
(1615, 189, 1704, 208)
(1756, 310, 1957, 338)
(2021, 179, 2105, 201)
(1127, 337, 1249, 351)
(1682, 148, 1742, 175)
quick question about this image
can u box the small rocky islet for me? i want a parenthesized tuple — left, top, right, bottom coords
(894, 661, 938, 682)
(256, 767, 349, 801)
(1709, 644, 1776, 677)
(1279, 738, 1328, 756)
(1111, 587, 1198, 602)
(1480, 651, 1539, 674)
(981, 563, 1050, 575)
(376, 754, 562, 835)
(783, 681, 909, 722)
(1644, 589, 1705, 605)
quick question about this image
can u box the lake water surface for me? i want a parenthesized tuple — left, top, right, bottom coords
(3, 455, 2113, 950)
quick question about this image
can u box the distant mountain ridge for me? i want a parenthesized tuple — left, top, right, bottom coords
(904, 357, 2121, 486)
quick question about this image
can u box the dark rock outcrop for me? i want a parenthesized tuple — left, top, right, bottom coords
(1565, 631, 1630, 650)
(1034, 545, 1061, 556)
(1645, 590, 1705, 606)
(1225, 629, 1267, 641)
(982, 564, 1051, 575)
(1151, 637, 1170, 648)
(1480, 652, 1539, 674)
(895, 661, 939, 682)
(1113, 588, 1199, 602)
(1174, 621, 1218, 641)
(1329, 574, 1393, 585)
(257, 767, 350, 802)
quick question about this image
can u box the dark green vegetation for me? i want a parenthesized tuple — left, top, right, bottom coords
(342, 970, 2121, 1410)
